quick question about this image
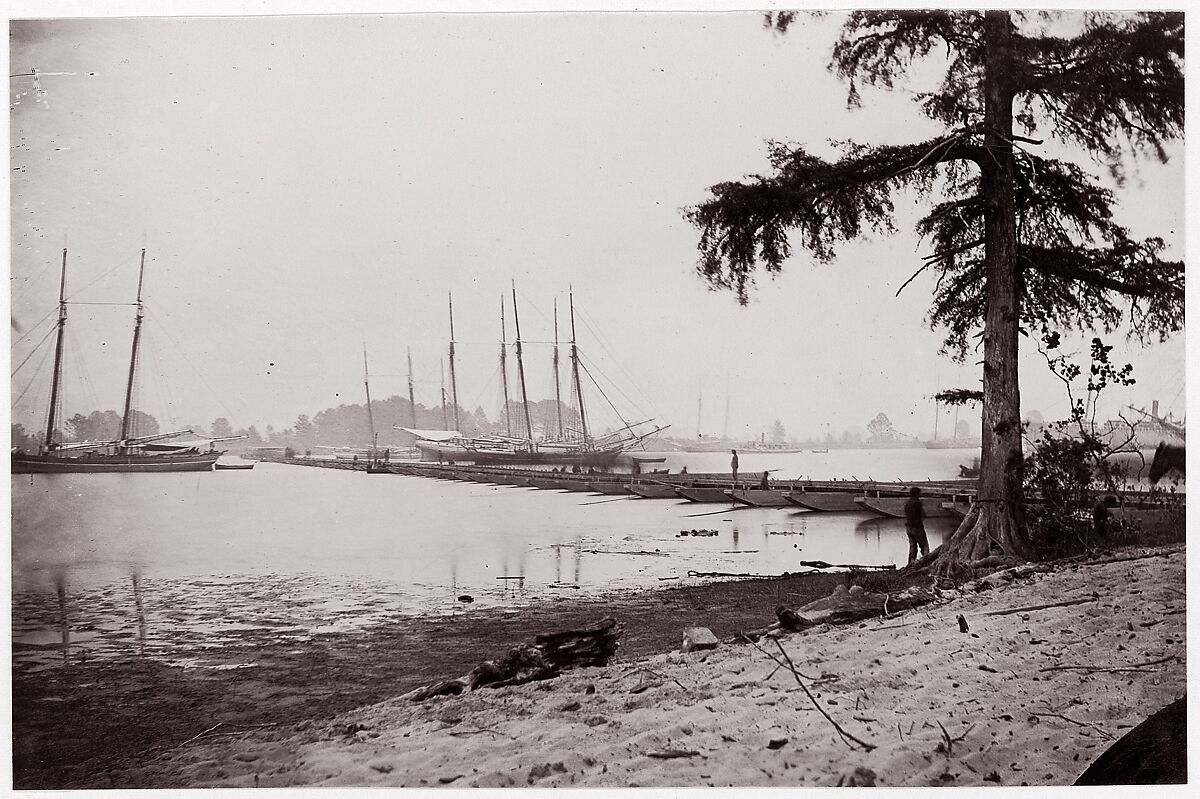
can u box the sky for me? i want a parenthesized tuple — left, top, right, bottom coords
(8, 4, 1188, 444)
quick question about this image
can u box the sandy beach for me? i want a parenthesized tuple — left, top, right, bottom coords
(79, 545, 1186, 789)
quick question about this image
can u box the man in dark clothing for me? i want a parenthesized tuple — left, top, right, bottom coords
(904, 486, 929, 564)
(1092, 495, 1118, 538)
(730, 449, 739, 486)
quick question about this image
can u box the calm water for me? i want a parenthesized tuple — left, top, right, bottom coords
(11, 449, 968, 670)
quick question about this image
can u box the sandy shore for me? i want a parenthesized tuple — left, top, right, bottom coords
(112, 545, 1185, 788)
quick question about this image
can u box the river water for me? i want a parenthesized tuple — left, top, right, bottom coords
(11, 448, 971, 670)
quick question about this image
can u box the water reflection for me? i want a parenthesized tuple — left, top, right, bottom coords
(12, 460, 978, 671)
(854, 514, 955, 559)
(498, 552, 528, 599)
(855, 515, 904, 537)
(57, 580, 69, 668)
(132, 573, 147, 658)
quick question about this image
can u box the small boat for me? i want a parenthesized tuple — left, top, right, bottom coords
(214, 462, 255, 471)
(490, 473, 532, 486)
(586, 482, 631, 496)
(783, 490, 863, 512)
(526, 476, 566, 490)
(853, 496, 955, 518)
(811, 448, 829, 453)
(628, 483, 681, 499)
(726, 489, 790, 507)
(674, 486, 738, 503)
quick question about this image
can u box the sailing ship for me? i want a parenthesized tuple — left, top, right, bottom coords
(11, 249, 224, 474)
(401, 286, 666, 466)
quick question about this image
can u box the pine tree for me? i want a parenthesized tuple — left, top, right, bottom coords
(687, 11, 1184, 575)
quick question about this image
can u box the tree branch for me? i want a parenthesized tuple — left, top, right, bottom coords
(1023, 252, 1177, 297)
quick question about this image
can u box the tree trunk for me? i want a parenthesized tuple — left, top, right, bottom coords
(933, 11, 1031, 577)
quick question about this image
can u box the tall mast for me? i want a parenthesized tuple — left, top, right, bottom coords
(406, 346, 417, 429)
(552, 298, 564, 438)
(447, 292, 461, 432)
(118, 248, 147, 446)
(696, 379, 703, 438)
(568, 287, 589, 446)
(362, 344, 377, 452)
(43, 248, 68, 452)
(440, 358, 449, 430)
(499, 295, 512, 436)
(722, 392, 730, 440)
(511, 281, 534, 446)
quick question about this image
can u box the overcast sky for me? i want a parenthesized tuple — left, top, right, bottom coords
(8, 6, 1187, 442)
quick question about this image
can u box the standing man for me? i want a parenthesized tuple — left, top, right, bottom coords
(904, 486, 929, 564)
(730, 449, 739, 487)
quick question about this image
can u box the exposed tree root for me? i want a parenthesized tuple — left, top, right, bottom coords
(927, 501, 1030, 581)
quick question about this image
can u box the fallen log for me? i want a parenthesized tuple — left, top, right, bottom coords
(776, 606, 820, 632)
(646, 749, 702, 760)
(799, 560, 896, 571)
(984, 596, 1096, 617)
(687, 570, 778, 578)
(406, 618, 621, 701)
(772, 584, 940, 629)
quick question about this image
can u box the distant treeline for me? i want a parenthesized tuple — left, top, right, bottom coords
(287, 396, 583, 452)
(12, 410, 164, 450)
(11, 397, 583, 453)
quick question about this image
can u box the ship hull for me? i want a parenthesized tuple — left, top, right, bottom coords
(416, 441, 623, 467)
(12, 452, 221, 474)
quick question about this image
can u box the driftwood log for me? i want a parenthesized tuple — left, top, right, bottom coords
(787, 584, 937, 626)
(406, 618, 621, 701)
(798, 560, 896, 571)
(738, 584, 939, 642)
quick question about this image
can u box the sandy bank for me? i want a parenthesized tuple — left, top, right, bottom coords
(122, 546, 1185, 788)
